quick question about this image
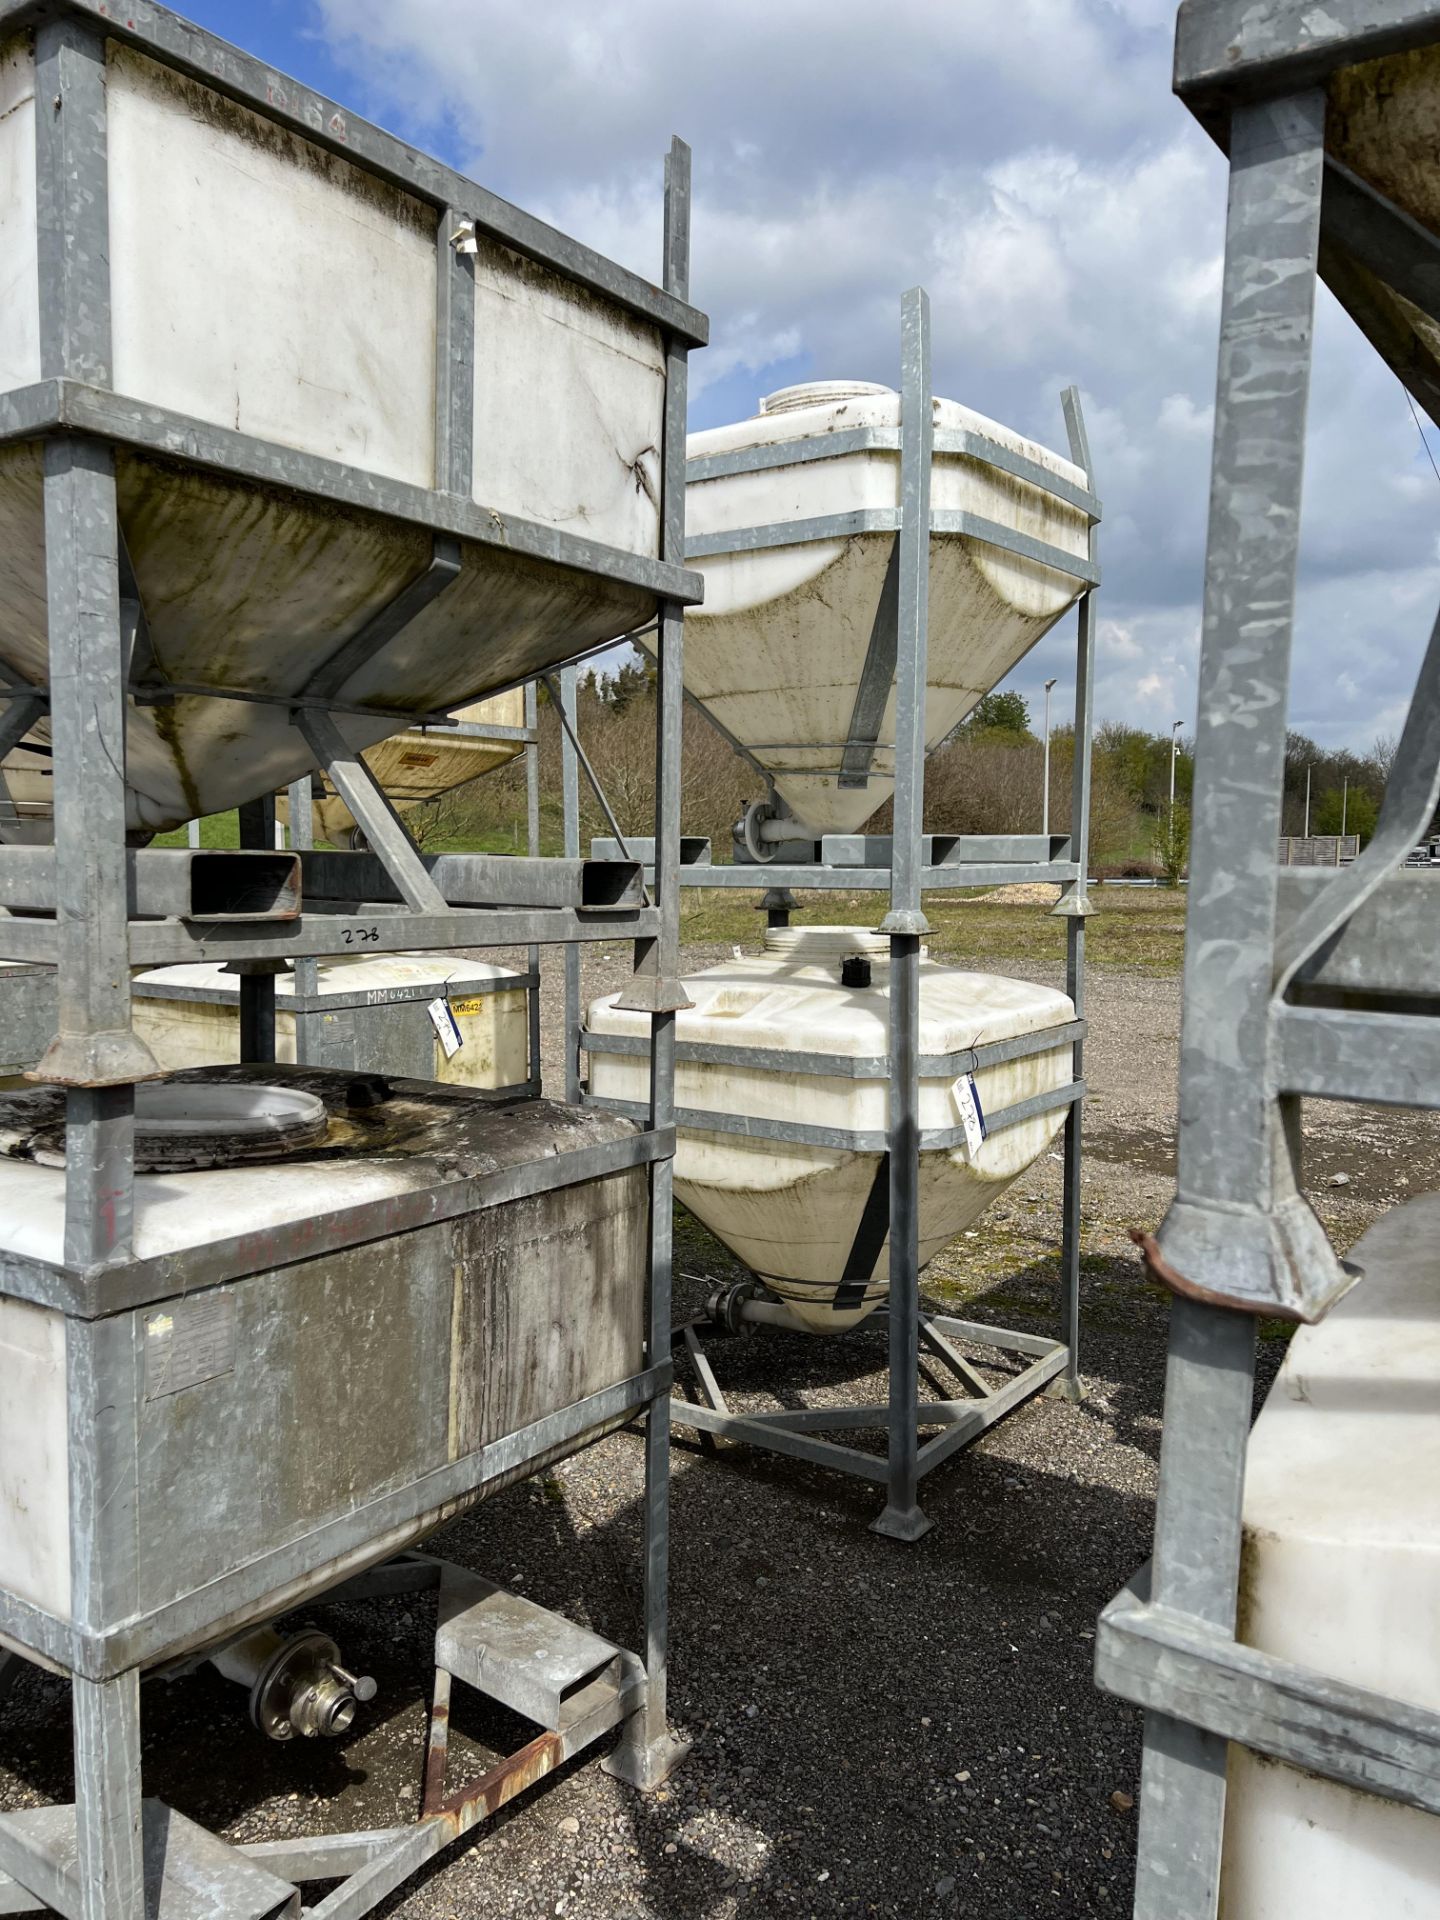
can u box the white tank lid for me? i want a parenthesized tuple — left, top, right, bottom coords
(762, 925, 892, 960)
(133, 1082, 326, 1143)
(757, 381, 895, 417)
(131, 1082, 330, 1170)
(0, 1080, 331, 1173)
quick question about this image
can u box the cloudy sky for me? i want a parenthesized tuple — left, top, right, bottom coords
(188, 0, 1440, 751)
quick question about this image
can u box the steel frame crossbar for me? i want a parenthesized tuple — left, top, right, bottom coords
(0, 9, 701, 1914)
(583, 1077, 1085, 1156)
(0, 377, 703, 611)
(572, 289, 1101, 1540)
(1096, 8, 1440, 1917)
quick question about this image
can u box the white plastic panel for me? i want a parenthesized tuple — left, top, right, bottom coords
(0, 1155, 437, 1268)
(0, 1295, 69, 1620)
(1223, 1753, 1440, 1918)
(0, 37, 40, 395)
(107, 46, 437, 487)
(472, 236, 664, 558)
(1222, 1194, 1440, 1916)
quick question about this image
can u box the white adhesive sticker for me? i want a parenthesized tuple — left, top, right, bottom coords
(145, 1294, 236, 1399)
(428, 996, 464, 1060)
(950, 1073, 988, 1158)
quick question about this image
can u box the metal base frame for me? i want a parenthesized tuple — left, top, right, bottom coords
(0, 1556, 672, 1920)
(674, 1309, 1069, 1536)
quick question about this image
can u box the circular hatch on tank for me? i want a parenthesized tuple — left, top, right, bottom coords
(0, 1079, 330, 1172)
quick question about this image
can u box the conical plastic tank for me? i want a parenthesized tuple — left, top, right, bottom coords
(585, 926, 1075, 1331)
(5, 690, 528, 849)
(676, 381, 1091, 835)
(275, 690, 527, 849)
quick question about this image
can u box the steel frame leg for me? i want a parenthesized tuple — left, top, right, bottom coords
(1056, 393, 1097, 1406)
(1131, 89, 1326, 1920)
(873, 286, 934, 1544)
(873, 931, 930, 1541)
(1058, 912, 1085, 1401)
(72, 1672, 144, 1920)
(605, 136, 692, 1792)
(523, 681, 543, 1096)
(559, 666, 583, 1104)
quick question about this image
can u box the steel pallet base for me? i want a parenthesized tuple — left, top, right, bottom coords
(0, 1554, 681, 1920)
(673, 1308, 1073, 1538)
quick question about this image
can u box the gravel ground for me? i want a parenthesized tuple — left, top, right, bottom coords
(3, 933, 1436, 1918)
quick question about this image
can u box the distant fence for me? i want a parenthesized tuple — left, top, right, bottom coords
(1279, 835, 1360, 866)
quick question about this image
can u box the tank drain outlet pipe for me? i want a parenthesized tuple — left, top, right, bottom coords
(707, 1281, 814, 1337)
(211, 1627, 376, 1740)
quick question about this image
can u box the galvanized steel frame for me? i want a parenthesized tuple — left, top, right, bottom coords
(0, 1553, 650, 1919)
(0, 13, 699, 1907)
(576, 288, 1101, 1539)
(1097, 9, 1440, 1916)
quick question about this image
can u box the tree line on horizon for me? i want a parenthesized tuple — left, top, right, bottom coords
(424, 669, 1390, 871)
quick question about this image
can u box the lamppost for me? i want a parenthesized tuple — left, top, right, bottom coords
(1169, 719, 1183, 809)
(1304, 762, 1313, 838)
(1042, 677, 1057, 838)
(1341, 776, 1348, 842)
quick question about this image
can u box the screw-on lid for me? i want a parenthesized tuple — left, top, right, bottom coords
(757, 380, 895, 417)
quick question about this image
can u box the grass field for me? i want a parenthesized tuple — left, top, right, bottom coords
(680, 884, 1188, 974)
(153, 811, 542, 857)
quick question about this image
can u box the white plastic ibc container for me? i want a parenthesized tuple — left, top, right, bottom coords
(132, 955, 530, 1089)
(0, 37, 666, 833)
(586, 926, 1075, 1331)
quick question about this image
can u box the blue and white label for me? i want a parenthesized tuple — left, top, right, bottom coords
(427, 996, 464, 1060)
(950, 1073, 988, 1157)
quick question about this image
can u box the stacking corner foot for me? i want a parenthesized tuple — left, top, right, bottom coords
(603, 1726, 692, 1793)
(870, 1501, 934, 1543)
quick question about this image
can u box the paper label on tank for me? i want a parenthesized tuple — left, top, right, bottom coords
(428, 996, 464, 1059)
(951, 1074, 988, 1157)
(448, 997, 485, 1018)
(144, 1294, 236, 1399)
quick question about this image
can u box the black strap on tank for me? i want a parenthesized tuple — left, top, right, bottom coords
(833, 1154, 891, 1313)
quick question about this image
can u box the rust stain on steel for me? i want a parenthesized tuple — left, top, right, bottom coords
(431, 1728, 567, 1836)
(421, 1684, 452, 1816)
(1128, 1227, 1306, 1322)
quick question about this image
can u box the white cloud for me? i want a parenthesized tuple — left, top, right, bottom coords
(310, 0, 1435, 750)
(1158, 393, 1213, 438)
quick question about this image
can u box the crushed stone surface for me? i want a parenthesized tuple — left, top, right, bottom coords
(3, 941, 1434, 1918)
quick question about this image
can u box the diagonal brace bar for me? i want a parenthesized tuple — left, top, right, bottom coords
(305, 537, 462, 702)
(297, 709, 448, 914)
(838, 537, 901, 788)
